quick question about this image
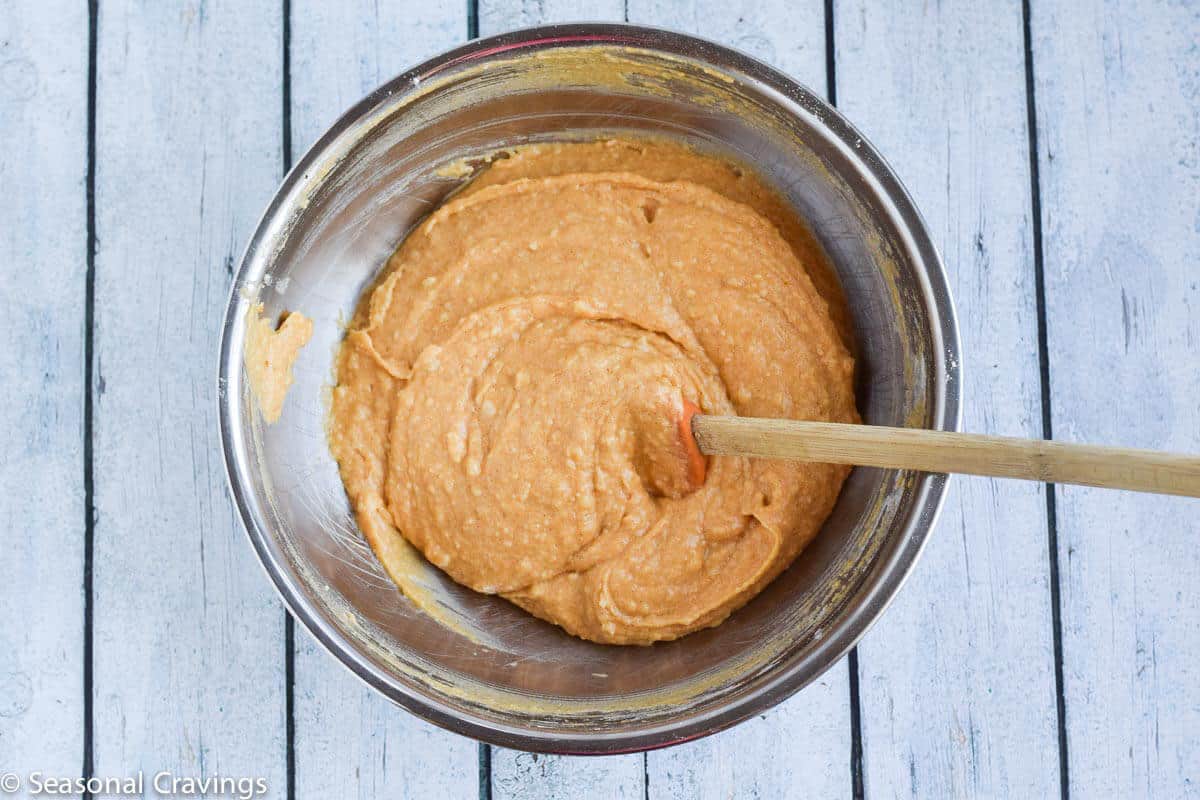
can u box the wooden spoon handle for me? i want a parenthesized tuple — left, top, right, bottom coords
(690, 416, 1200, 498)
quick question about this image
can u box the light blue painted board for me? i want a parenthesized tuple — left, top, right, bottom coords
(835, 1, 1063, 796)
(1031, 1, 1200, 796)
(480, 0, 625, 32)
(642, 668, 852, 800)
(0, 1, 87, 785)
(92, 0, 287, 790)
(630, 0, 827, 86)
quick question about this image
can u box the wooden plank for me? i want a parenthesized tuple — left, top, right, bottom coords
(645, 669, 852, 799)
(834, 1, 1064, 796)
(623, 2, 856, 798)
(91, 0, 286, 789)
(480, 0, 624, 32)
(492, 752, 645, 800)
(1030, 2, 1200, 796)
(0, 1, 87, 782)
(629, 0, 828, 88)
(475, 2, 650, 797)
(287, 2, 480, 797)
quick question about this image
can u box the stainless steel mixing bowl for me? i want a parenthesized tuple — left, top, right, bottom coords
(219, 23, 960, 753)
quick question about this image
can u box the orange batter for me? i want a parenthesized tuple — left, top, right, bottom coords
(329, 139, 857, 644)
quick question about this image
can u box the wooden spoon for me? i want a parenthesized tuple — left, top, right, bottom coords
(676, 401, 1200, 497)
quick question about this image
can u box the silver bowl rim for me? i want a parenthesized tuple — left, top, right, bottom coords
(218, 22, 963, 754)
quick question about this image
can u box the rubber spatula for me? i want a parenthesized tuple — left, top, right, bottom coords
(675, 401, 1200, 497)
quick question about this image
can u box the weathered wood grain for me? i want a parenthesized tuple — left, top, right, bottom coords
(1030, 1, 1200, 796)
(835, 1, 1063, 796)
(492, 751, 645, 800)
(480, 0, 624, 33)
(287, 2, 479, 797)
(91, 0, 286, 790)
(0, 0, 87, 782)
(630, 0, 827, 86)
(645, 670, 852, 800)
(625, 3, 857, 798)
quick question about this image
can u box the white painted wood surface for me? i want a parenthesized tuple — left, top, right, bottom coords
(479, 0, 623, 34)
(287, 3, 480, 798)
(91, 0, 286, 792)
(835, 2, 1064, 797)
(3, 2, 1200, 797)
(1031, 1, 1200, 796)
(492, 751, 645, 800)
(631, 0, 828, 84)
(0, 1, 87, 785)
(643, 669, 852, 800)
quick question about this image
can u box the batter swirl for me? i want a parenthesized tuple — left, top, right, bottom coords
(329, 140, 857, 644)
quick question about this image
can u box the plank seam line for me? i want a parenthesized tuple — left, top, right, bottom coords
(1021, 2, 1071, 798)
(824, 0, 837, 107)
(478, 742, 492, 800)
(468, 10, 491, 799)
(281, 1, 296, 798)
(83, 2, 99, 797)
(825, 5, 861, 796)
(847, 649, 865, 800)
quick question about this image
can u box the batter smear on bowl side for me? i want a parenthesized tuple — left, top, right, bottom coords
(328, 138, 858, 645)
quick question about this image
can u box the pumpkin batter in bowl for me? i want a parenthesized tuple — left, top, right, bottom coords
(329, 138, 858, 645)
